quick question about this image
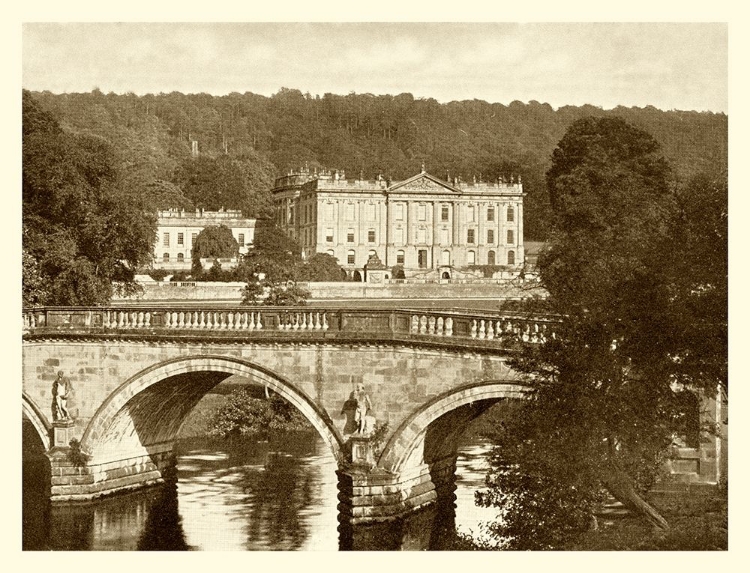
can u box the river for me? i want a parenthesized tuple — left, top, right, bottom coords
(23, 433, 502, 551)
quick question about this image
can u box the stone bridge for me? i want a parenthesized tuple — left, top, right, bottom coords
(22, 305, 559, 526)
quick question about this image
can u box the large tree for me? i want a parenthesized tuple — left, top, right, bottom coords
(476, 117, 727, 548)
(22, 91, 156, 305)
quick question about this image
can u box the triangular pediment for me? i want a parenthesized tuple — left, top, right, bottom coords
(387, 172, 462, 194)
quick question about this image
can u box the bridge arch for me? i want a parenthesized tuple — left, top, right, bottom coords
(80, 355, 344, 464)
(22, 392, 51, 452)
(378, 380, 531, 474)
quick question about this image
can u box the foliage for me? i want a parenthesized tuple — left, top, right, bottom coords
(23, 91, 157, 305)
(476, 117, 727, 548)
(146, 269, 170, 282)
(390, 265, 405, 280)
(296, 253, 346, 282)
(67, 438, 88, 467)
(192, 225, 238, 261)
(208, 388, 310, 439)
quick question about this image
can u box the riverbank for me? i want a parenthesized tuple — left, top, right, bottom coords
(566, 485, 727, 551)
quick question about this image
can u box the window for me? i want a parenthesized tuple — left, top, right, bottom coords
(346, 203, 355, 220)
(326, 228, 334, 243)
(507, 230, 514, 245)
(418, 204, 426, 221)
(441, 228, 450, 244)
(162, 253, 169, 262)
(395, 228, 404, 245)
(395, 204, 404, 220)
(177, 232, 184, 246)
(367, 203, 376, 220)
(326, 249, 335, 258)
(467, 250, 476, 265)
(368, 230, 376, 243)
(441, 205, 449, 221)
(487, 229, 495, 244)
(191, 233, 197, 245)
(441, 250, 451, 266)
(467, 229, 475, 244)
(347, 229, 355, 243)
(347, 250, 355, 265)
(467, 205, 475, 222)
(396, 250, 405, 265)
(418, 249, 428, 268)
(177, 253, 184, 261)
(487, 250, 496, 265)
(163, 233, 170, 247)
(417, 228, 426, 244)
(487, 207, 495, 222)
(507, 206, 515, 222)
(238, 233, 245, 247)
(508, 250, 515, 265)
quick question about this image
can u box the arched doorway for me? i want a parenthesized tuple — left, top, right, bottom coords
(441, 271, 451, 280)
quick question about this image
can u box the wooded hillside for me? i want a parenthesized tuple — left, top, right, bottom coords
(29, 89, 727, 240)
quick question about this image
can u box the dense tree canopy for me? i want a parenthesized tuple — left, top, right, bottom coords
(476, 117, 727, 548)
(29, 89, 727, 240)
(23, 91, 156, 305)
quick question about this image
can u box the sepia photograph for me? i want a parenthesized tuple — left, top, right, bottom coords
(19, 11, 730, 554)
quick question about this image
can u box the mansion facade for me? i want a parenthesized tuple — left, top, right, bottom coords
(271, 167, 525, 278)
(152, 208, 256, 271)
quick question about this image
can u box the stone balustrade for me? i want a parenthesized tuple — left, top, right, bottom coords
(22, 306, 559, 349)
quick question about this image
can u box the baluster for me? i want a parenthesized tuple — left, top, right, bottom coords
(419, 315, 427, 334)
(172, 312, 179, 329)
(299, 313, 306, 330)
(137, 311, 144, 328)
(314, 312, 321, 330)
(487, 321, 494, 340)
(321, 313, 328, 331)
(479, 319, 486, 339)
(23, 314, 29, 330)
(185, 312, 193, 328)
(410, 315, 419, 334)
(309, 312, 315, 330)
(234, 312, 242, 330)
(256, 312, 263, 330)
(225, 312, 233, 330)
(144, 312, 151, 327)
(178, 312, 185, 328)
(103, 311, 110, 329)
(239, 312, 247, 329)
(117, 311, 125, 328)
(197, 311, 204, 329)
(163, 311, 171, 329)
(445, 317, 453, 337)
(428, 316, 436, 335)
(436, 316, 444, 336)
(522, 325, 530, 342)
(470, 320, 477, 338)
(193, 311, 200, 328)
(278, 313, 285, 330)
(293, 313, 300, 330)
(248, 312, 256, 331)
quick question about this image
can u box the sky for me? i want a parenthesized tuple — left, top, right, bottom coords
(22, 22, 728, 113)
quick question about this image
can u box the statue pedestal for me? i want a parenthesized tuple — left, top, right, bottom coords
(349, 435, 375, 470)
(51, 419, 75, 449)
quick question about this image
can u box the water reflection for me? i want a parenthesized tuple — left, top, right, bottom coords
(23, 434, 499, 551)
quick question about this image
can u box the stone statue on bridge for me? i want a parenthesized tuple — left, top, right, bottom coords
(352, 383, 372, 435)
(51, 371, 72, 422)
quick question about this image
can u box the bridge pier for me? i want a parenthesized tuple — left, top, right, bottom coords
(47, 444, 175, 502)
(336, 455, 459, 550)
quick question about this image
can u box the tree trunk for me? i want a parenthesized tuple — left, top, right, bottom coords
(602, 461, 669, 530)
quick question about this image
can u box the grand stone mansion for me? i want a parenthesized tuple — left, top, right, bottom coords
(271, 166, 525, 280)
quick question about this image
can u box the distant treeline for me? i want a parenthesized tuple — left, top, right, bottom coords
(29, 88, 727, 240)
